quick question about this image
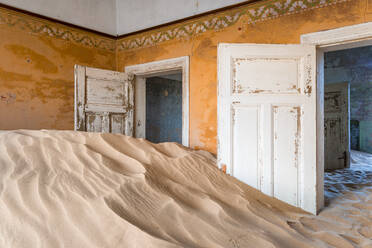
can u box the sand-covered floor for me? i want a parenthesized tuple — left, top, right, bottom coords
(0, 130, 371, 248)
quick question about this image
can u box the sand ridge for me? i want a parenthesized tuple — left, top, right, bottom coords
(0, 130, 371, 248)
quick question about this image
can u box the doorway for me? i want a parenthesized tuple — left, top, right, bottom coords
(301, 21, 372, 210)
(145, 73, 183, 143)
(215, 22, 372, 214)
(125, 56, 189, 146)
(324, 46, 372, 156)
(322, 45, 372, 204)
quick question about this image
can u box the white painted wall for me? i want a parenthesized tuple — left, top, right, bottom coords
(116, 0, 248, 35)
(0, 0, 117, 35)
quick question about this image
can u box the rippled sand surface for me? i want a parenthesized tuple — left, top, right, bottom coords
(0, 130, 371, 248)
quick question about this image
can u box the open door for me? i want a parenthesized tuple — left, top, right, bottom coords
(74, 65, 134, 135)
(218, 44, 320, 214)
(324, 82, 350, 170)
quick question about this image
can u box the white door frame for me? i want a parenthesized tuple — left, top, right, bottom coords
(301, 21, 372, 210)
(125, 56, 189, 147)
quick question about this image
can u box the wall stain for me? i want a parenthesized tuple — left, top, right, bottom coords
(121, 45, 169, 67)
(30, 78, 74, 103)
(39, 37, 114, 67)
(0, 67, 33, 86)
(193, 38, 217, 61)
(5, 44, 58, 74)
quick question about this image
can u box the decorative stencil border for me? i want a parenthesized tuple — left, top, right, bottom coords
(0, 7, 116, 52)
(118, 0, 350, 51)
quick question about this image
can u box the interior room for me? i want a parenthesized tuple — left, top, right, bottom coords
(145, 73, 183, 143)
(0, 0, 371, 247)
(323, 45, 372, 205)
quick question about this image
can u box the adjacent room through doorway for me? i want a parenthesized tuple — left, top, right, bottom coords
(323, 45, 372, 205)
(145, 73, 183, 143)
(125, 56, 190, 147)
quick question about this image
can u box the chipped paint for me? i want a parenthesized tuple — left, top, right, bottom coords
(0, 92, 16, 104)
(293, 106, 302, 169)
(0, 9, 116, 130)
(303, 54, 313, 97)
(232, 57, 301, 95)
(0, 0, 369, 154)
(117, 0, 370, 154)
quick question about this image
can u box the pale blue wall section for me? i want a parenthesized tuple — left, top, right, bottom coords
(145, 75, 182, 144)
(325, 45, 372, 153)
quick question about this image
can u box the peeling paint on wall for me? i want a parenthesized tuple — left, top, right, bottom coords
(117, 0, 352, 51)
(118, 0, 372, 154)
(0, 92, 16, 104)
(0, 0, 371, 155)
(0, 7, 115, 51)
(0, 7, 116, 130)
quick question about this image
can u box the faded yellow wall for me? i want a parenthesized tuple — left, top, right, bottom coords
(0, 7, 116, 130)
(117, 0, 372, 154)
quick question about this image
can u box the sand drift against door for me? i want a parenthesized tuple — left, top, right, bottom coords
(0, 130, 371, 248)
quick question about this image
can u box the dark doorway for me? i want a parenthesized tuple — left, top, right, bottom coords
(145, 73, 182, 143)
(324, 45, 372, 157)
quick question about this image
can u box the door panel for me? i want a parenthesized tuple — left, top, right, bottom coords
(273, 105, 301, 206)
(232, 105, 261, 188)
(324, 82, 350, 170)
(74, 65, 134, 135)
(218, 44, 319, 214)
(233, 58, 300, 94)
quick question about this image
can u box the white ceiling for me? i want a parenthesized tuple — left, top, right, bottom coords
(0, 0, 249, 36)
(0, 0, 117, 35)
(116, 0, 248, 35)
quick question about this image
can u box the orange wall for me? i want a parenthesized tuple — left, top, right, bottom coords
(117, 0, 372, 154)
(0, 7, 116, 130)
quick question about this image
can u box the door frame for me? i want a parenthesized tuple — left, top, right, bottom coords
(125, 56, 189, 147)
(301, 21, 372, 211)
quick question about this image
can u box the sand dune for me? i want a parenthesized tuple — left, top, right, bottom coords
(0, 130, 371, 248)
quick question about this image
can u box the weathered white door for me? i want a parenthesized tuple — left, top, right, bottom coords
(218, 44, 319, 214)
(74, 65, 134, 135)
(324, 82, 350, 170)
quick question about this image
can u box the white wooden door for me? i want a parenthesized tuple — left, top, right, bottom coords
(218, 44, 319, 214)
(74, 65, 134, 135)
(324, 82, 350, 170)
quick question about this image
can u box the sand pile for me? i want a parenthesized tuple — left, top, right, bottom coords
(0, 130, 371, 248)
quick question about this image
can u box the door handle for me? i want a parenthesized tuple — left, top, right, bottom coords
(337, 151, 346, 160)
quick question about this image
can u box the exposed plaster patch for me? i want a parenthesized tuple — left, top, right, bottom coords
(0, 92, 16, 104)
